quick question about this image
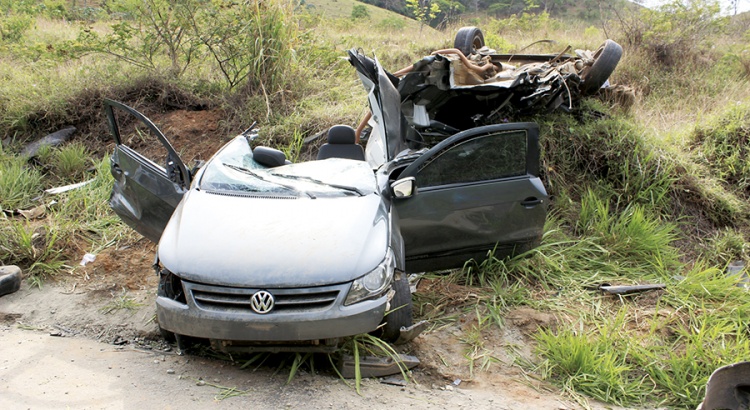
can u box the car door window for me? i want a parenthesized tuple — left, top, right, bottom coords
(105, 99, 189, 243)
(106, 100, 189, 188)
(415, 130, 527, 188)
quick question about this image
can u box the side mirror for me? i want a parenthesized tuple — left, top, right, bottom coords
(390, 177, 416, 199)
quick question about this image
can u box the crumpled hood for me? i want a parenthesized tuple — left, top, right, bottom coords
(158, 189, 389, 288)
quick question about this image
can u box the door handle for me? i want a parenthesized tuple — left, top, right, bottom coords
(521, 197, 543, 208)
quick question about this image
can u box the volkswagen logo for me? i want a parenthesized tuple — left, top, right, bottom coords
(250, 290, 275, 314)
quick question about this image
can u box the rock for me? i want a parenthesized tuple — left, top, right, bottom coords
(0, 266, 22, 297)
(21, 127, 77, 158)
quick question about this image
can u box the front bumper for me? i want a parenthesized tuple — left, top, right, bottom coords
(156, 279, 387, 341)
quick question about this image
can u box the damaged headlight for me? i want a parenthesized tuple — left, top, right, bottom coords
(344, 248, 395, 306)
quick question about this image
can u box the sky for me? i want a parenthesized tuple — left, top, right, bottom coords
(633, 0, 750, 15)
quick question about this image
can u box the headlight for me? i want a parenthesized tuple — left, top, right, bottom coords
(344, 248, 395, 305)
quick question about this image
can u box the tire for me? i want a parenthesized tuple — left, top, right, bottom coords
(580, 39, 623, 95)
(454, 26, 485, 56)
(380, 273, 413, 343)
(159, 326, 176, 343)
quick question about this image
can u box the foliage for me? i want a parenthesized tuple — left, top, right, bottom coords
(0, 14, 33, 42)
(351, 4, 370, 19)
(613, 0, 727, 68)
(78, 0, 299, 92)
(192, 0, 299, 92)
(406, 0, 441, 29)
(79, 0, 202, 76)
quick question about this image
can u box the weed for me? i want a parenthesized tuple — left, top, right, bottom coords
(340, 333, 410, 393)
(100, 290, 143, 314)
(50, 142, 91, 182)
(0, 156, 43, 211)
(0, 221, 66, 286)
(691, 103, 750, 197)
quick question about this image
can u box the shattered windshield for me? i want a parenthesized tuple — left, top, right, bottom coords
(199, 136, 377, 197)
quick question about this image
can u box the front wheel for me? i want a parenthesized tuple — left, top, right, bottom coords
(380, 272, 413, 342)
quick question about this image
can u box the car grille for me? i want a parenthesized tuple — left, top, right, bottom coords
(184, 281, 342, 314)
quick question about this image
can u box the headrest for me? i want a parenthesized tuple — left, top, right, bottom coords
(253, 146, 288, 167)
(327, 125, 356, 145)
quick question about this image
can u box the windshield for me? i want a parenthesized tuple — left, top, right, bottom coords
(199, 136, 377, 197)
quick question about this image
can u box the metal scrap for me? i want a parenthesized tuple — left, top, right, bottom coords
(597, 283, 666, 295)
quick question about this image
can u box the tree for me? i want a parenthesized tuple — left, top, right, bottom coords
(406, 0, 441, 29)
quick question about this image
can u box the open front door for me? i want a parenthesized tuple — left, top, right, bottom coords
(394, 123, 548, 272)
(105, 99, 190, 243)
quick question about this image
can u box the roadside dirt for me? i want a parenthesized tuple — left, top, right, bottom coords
(1, 108, 623, 409)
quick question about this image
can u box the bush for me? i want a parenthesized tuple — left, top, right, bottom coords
(613, 0, 726, 68)
(351, 4, 369, 20)
(0, 14, 33, 43)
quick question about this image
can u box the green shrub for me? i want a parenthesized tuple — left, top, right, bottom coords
(0, 14, 33, 43)
(614, 0, 726, 68)
(351, 4, 369, 20)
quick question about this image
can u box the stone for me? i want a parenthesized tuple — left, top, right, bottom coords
(0, 265, 22, 297)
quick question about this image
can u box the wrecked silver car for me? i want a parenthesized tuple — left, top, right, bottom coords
(106, 30, 557, 350)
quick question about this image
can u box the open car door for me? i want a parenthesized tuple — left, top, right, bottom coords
(105, 99, 190, 243)
(394, 123, 548, 272)
(348, 49, 408, 167)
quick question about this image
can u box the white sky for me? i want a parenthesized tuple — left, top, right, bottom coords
(632, 0, 750, 15)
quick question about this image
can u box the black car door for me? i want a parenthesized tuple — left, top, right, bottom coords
(394, 123, 548, 272)
(105, 99, 190, 243)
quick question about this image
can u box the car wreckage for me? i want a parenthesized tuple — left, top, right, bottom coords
(106, 27, 620, 352)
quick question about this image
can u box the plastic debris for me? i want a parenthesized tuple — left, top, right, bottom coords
(80, 253, 97, 266)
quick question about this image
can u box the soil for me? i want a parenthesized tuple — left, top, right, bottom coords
(1, 108, 625, 409)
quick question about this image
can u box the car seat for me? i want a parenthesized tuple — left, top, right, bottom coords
(253, 146, 291, 167)
(317, 125, 365, 161)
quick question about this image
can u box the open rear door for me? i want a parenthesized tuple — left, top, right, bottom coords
(105, 99, 190, 243)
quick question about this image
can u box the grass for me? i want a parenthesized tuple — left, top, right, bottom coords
(1, 2, 750, 408)
(100, 290, 143, 314)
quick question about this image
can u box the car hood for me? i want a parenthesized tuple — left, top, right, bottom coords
(157, 189, 389, 288)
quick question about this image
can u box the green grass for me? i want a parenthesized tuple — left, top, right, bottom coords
(100, 290, 143, 314)
(2, 2, 750, 408)
(0, 155, 44, 210)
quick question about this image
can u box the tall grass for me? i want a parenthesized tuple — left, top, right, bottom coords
(0, 155, 43, 210)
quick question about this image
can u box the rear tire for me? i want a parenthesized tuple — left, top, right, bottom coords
(580, 39, 623, 95)
(454, 26, 485, 56)
(380, 273, 413, 343)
